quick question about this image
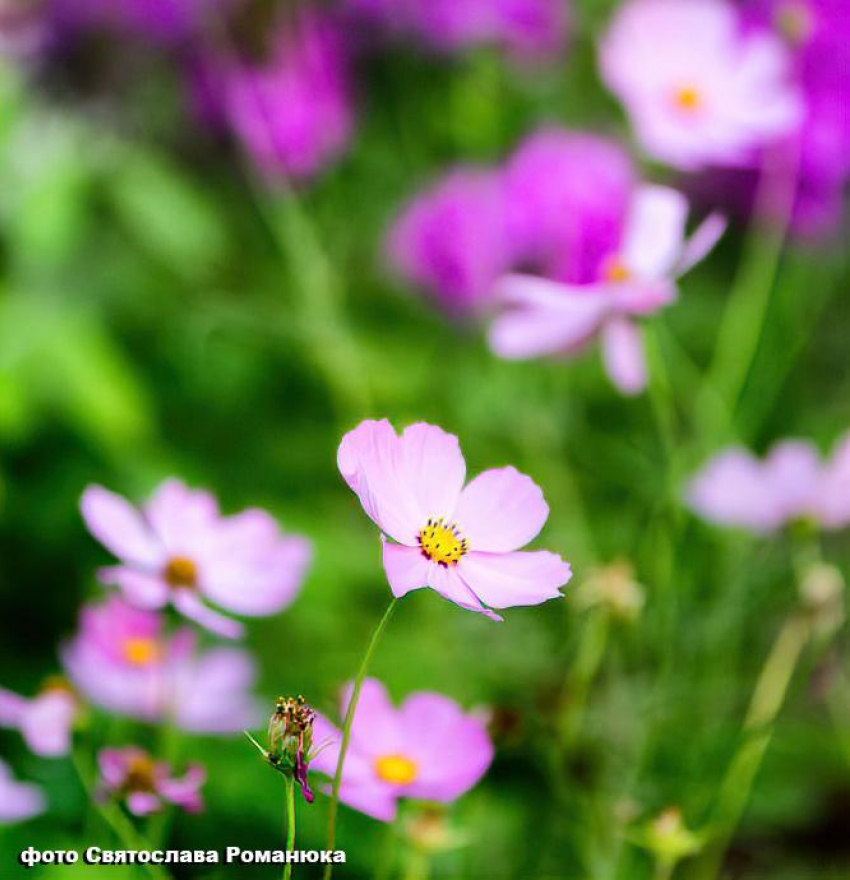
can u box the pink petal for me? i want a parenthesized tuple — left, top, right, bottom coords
(600, 317, 648, 395)
(764, 441, 822, 522)
(0, 688, 27, 726)
(817, 432, 850, 530)
(341, 678, 404, 759)
(458, 550, 570, 609)
(143, 479, 219, 555)
(453, 467, 549, 552)
(20, 692, 75, 758)
(677, 213, 726, 275)
(621, 184, 688, 280)
(0, 760, 45, 823)
(171, 590, 244, 640)
(126, 791, 162, 816)
(98, 748, 131, 788)
(337, 780, 398, 822)
(396, 423, 466, 522)
(427, 565, 503, 620)
(159, 765, 206, 812)
(81, 485, 163, 568)
(382, 540, 431, 598)
(98, 566, 168, 608)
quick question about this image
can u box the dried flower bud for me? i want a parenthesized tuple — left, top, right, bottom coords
(574, 561, 645, 621)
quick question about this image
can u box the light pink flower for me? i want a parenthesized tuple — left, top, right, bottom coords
(97, 747, 204, 816)
(0, 681, 77, 757)
(338, 420, 571, 619)
(61, 596, 260, 732)
(0, 758, 45, 824)
(599, 0, 802, 169)
(489, 185, 726, 394)
(81, 478, 311, 639)
(311, 678, 493, 822)
(686, 433, 850, 533)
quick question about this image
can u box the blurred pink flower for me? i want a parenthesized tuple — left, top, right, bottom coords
(489, 185, 726, 394)
(686, 433, 850, 533)
(599, 0, 802, 170)
(61, 596, 260, 732)
(0, 759, 45, 824)
(311, 678, 493, 821)
(387, 168, 517, 315)
(338, 419, 571, 619)
(0, 681, 77, 757)
(200, 12, 354, 180)
(97, 747, 204, 816)
(81, 478, 311, 639)
(504, 129, 636, 284)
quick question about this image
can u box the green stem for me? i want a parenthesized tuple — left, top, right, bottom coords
(324, 598, 398, 880)
(283, 775, 296, 880)
(653, 858, 676, 880)
(71, 746, 171, 880)
(692, 613, 811, 879)
(403, 847, 430, 880)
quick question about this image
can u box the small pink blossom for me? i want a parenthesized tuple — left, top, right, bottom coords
(686, 433, 850, 533)
(599, 0, 803, 170)
(81, 478, 311, 639)
(0, 758, 45, 824)
(0, 681, 77, 757)
(338, 420, 571, 619)
(97, 747, 204, 816)
(61, 596, 260, 732)
(311, 678, 493, 822)
(489, 185, 726, 395)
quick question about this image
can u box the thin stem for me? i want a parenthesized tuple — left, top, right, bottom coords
(283, 775, 296, 880)
(324, 597, 398, 880)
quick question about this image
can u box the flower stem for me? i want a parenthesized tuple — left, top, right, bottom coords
(324, 597, 398, 880)
(283, 775, 296, 880)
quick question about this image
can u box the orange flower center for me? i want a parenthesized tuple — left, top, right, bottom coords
(673, 85, 702, 113)
(417, 517, 468, 567)
(122, 637, 161, 666)
(163, 556, 197, 589)
(374, 754, 418, 786)
(602, 257, 631, 283)
(124, 754, 157, 792)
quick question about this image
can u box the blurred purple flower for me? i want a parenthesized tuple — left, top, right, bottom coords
(504, 129, 636, 284)
(97, 747, 204, 815)
(197, 12, 355, 180)
(599, 0, 802, 170)
(338, 419, 571, 618)
(61, 596, 260, 732)
(311, 678, 493, 822)
(387, 168, 517, 315)
(81, 478, 311, 639)
(0, 759, 45, 824)
(686, 433, 850, 533)
(489, 185, 725, 394)
(0, 681, 77, 757)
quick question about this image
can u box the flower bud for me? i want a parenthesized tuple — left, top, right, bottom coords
(631, 806, 703, 865)
(799, 562, 845, 637)
(574, 560, 645, 621)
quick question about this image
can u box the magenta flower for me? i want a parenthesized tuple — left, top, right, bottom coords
(202, 12, 354, 180)
(97, 747, 204, 816)
(311, 679, 493, 822)
(0, 681, 77, 757)
(599, 0, 802, 170)
(0, 759, 45, 824)
(686, 433, 850, 533)
(386, 168, 517, 316)
(489, 185, 726, 394)
(81, 478, 311, 639)
(338, 420, 571, 619)
(61, 596, 260, 732)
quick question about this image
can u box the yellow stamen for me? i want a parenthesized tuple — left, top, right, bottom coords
(673, 85, 701, 112)
(163, 556, 197, 589)
(602, 257, 631, 283)
(122, 637, 161, 666)
(374, 754, 418, 786)
(417, 517, 468, 567)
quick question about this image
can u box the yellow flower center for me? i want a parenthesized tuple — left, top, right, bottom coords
(374, 754, 418, 786)
(417, 517, 468, 567)
(122, 637, 161, 666)
(673, 85, 702, 113)
(602, 257, 631, 283)
(163, 556, 197, 589)
(124, 754, 157, 792)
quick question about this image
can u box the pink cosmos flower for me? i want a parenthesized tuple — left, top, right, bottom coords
(599, 0, 802, 170)
(0, 680, 77, 757)
(97, 747, 204, 816)
(686, 433, 850, 533)
(311, 678, 493, 822)
(338, 420, 571, 619)
(61, 596, 260, 732)
(489, 185, 726, 394)
(386, 168, 518, 315)
(81, 478, 311, 639)
(0, 759, 45, 823)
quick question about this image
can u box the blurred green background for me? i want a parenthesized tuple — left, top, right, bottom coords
(0, 1, 849, 878)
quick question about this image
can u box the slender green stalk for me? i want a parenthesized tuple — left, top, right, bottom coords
(402, 847, 430, 880)
(691, 613, 811, 879)
(324, 598, 398, 880)
(283, 775, 296, 880)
